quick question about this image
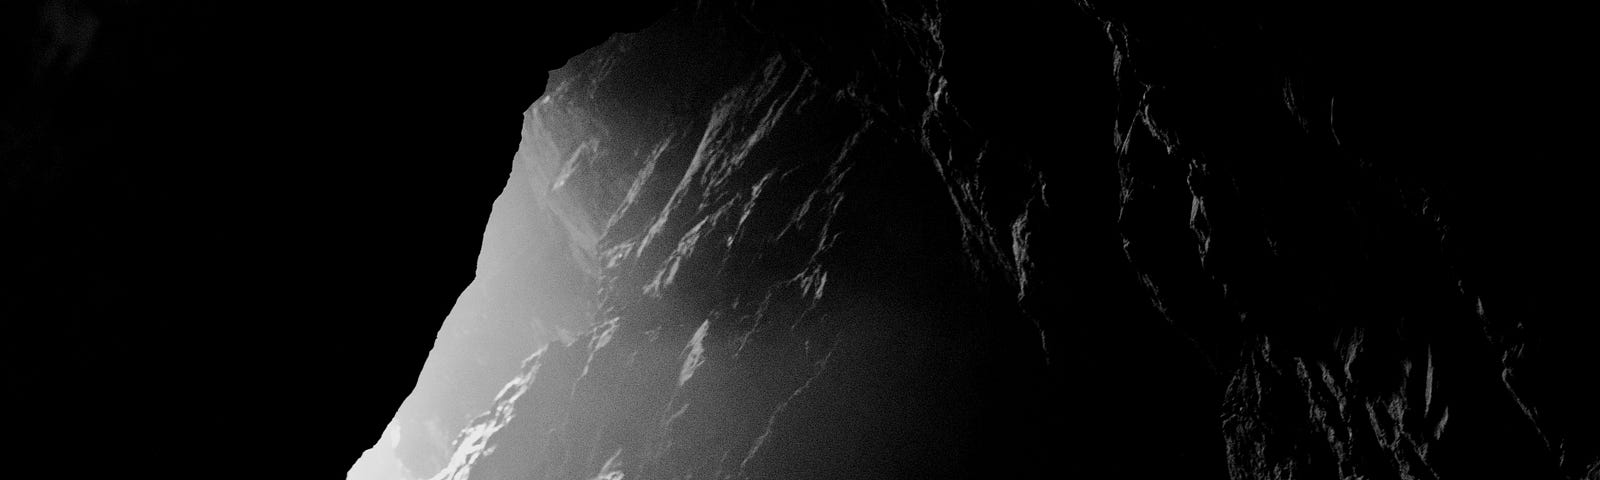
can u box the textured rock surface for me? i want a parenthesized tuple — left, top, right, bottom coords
(5, 1, 1592, 479)
(405, 2, 1596, 479)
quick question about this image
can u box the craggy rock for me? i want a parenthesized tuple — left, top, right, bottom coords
(6, 1, 1591, 479)
(410, 2, 1595, 479)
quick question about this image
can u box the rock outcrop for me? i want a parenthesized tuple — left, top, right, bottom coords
(6, 1, 1591, 479)
(402, 2, 1597, 479)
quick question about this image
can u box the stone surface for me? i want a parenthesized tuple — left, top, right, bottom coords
(4, 1, 1593, 479)
(395, 2, 1598, 479)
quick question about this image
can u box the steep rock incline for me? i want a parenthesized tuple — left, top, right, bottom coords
(3, 2, 677, 478)
(415, 1, 1595, 479)
(426, 4, 1049, 479)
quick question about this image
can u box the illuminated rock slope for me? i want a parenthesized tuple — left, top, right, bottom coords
(420, 2, 1596, 479)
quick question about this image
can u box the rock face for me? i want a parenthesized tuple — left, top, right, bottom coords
(6, 1, 1592, 479)
(398, 2, 1596, 480)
